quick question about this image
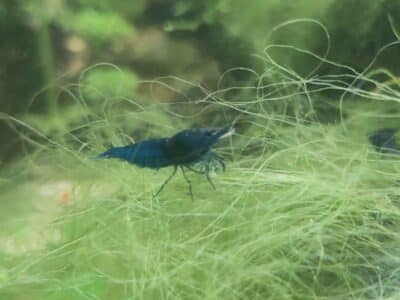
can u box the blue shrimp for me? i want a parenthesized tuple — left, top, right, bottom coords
(95, 126, 234, 198)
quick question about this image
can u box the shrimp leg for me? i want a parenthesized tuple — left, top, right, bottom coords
(180, 166, 194, 201)
(154, 166, 178, 197)
(185, 164, 216, 190)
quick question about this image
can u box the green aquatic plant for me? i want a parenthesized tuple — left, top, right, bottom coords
(163, 0, 232, 31)
(2, 30, 400, 300)
(80, 66, 139, 104)
(1, 107, 400, 299)
(69, 10, 134, 45)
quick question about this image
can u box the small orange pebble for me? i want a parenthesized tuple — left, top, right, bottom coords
(57, 189, 73, 206)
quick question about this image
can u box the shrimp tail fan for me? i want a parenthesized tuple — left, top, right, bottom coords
(95, 146, 133, 160)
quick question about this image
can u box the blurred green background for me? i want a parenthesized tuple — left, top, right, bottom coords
(2, 1, 400, 300)
(2, 0, 400, 162)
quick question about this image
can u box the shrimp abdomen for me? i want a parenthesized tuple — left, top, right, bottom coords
(97, 139, 171, 169)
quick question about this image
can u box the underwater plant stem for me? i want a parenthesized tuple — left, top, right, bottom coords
(37, 18, 57, 116)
